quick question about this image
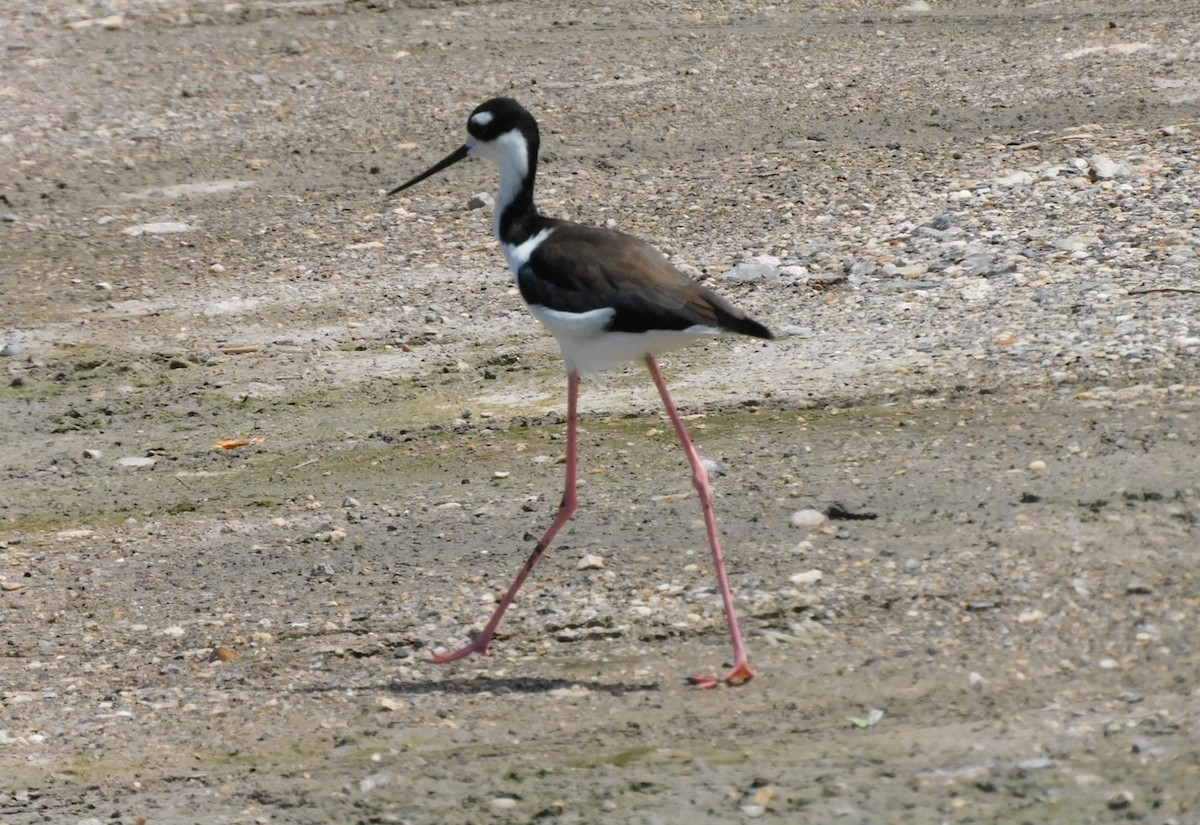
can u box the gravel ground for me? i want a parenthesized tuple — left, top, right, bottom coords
(2, 1, 1199, 823)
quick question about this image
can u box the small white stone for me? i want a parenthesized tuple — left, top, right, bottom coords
(489, 797, 519, 810)
(1088, 154, 1132, 180)
(577, 553, 606, 571)
(789, 509, 826, 529)
(121, 221, 194, 236)
(359, 772, 391, 793)
(116, 456, 157, 468)
(1017, 609, 1047, 623)
(56, 529, 95, 540)
(992, 171, 1033, 187)
(789, 569, 823, 586)
(1028, 460, 1047, 472)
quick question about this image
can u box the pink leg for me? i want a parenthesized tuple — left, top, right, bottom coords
(431, 372, 581, 663)
(645, 356, 754, 687)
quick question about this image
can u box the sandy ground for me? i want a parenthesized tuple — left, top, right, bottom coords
(2, 1, 1199, 823)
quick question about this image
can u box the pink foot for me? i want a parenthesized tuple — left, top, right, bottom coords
(687, 660, 755, 689)
(430, 636, 492, 663)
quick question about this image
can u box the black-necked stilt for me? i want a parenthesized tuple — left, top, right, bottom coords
(390, 97, 773, 687)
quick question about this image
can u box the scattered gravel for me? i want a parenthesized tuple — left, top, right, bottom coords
(1, 1, 1198, 824)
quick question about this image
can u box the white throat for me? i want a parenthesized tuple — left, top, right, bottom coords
(470, 130, 531, 240)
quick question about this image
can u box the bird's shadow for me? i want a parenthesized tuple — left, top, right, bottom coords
(387, 674, 660, 696)
(290, 675, 659, 697)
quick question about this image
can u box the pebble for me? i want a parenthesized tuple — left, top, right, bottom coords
(466, 192, 493, 209)
(116, 456, 157, 468)
(489, 797, 519, 810)
(1088, 154, 1132, 181)
(121, 221, 194, 236)
(701, 456, 723, 475)
(82, 449, 103, 459)
(0, 343, 21, 357)
(577, 553, 606, 570)
(359, 772, 390, 793)
(1028, 460, 1047, 472)
(720, 256, 780, 284)
(789, 569, 823, 585)
(1015, 756, 1055, 770)
(789, 509, 826, 529)
(56, 528, 94, 540)
(1107, 789, 1135, 810)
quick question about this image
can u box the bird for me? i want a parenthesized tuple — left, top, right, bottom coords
(390, 97, 773, 687)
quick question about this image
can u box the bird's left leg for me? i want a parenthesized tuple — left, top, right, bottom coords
(644, 356, 754, 687)
(431, 372, 581, 663)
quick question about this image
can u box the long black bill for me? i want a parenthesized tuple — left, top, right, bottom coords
(388, 144, 470, 195)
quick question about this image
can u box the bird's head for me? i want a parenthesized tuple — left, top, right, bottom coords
(390, 97, 539, 196)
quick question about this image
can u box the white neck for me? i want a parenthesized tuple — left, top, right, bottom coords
(472, 130, 532, 240)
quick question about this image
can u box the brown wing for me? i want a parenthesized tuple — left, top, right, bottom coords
(519, 221, 773, 339)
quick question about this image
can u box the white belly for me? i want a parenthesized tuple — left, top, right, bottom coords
(527, 304, 720, 376)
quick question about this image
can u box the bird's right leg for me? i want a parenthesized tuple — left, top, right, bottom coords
(431, 372, 581, 663)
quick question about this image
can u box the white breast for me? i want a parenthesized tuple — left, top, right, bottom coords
(501, 227, 555, 278)
(527, 304, 717, 376)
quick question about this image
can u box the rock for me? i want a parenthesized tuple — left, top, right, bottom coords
(577, 552, 605, 570)
(961, 253, 1015, 277)
(1015, 756, 1054, 770)
(116, 456, 157, 468)
(1107, 789, 1134, 810)
(56, 529, 95, 540)
(958, 279, 993, 301)
(992, 170, 1033, 187)
(121, 221, 194, 236)
(467, 192, 493, 209)
(0, 343, 23, 357)
(82, 449, 103, 459)
(1088, 154, 1132, 181)
(359, 772, 390, 793)
(789, 569, 823, 585)
(721, 256, 780, 284)
(789, 509, 826, 529)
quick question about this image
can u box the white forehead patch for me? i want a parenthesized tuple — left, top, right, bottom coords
(469, 111, 494, 127)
